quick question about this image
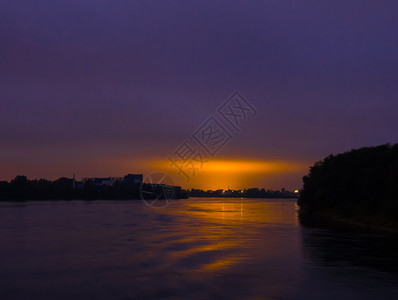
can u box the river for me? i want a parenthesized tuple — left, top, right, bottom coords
(1, 198, 398, 299)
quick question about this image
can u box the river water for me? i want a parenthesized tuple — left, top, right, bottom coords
(1, 198, 398, 299)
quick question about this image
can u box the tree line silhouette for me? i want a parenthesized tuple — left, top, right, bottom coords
(188, 188, 297, 198)
(0, 176, 187, 201)
(298, 143, 398, 229)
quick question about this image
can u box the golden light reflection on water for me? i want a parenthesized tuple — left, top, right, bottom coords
(178, 199, 299, 225)
(145, 198, 299, 275)
(200, 256, 242, 272)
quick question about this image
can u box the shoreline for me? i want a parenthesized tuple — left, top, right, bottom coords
(300, 209, 398, 235)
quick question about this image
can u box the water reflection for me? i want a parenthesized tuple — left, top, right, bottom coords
(302, 226, 398, 279)
(1, 198, 398, 299)
(141, 198, 299, 276)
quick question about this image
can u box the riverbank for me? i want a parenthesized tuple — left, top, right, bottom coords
(298, 144, 398, 233)
(299, 208, 398, 234)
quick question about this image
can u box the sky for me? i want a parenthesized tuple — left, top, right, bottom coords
(1, 0, 398, 190)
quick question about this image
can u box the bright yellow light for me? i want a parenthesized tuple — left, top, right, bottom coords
(198, 159, 289, 172)
(294, 189, 299, 193)
(152, 159, 300, 174)
(148, 158, 305, 190)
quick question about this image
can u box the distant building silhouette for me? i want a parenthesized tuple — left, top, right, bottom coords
(124, 174, 143, 184)
(82, 177, 123, 187)
(80, 174, 143, 189)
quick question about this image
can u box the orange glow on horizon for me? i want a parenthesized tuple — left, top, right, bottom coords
(152, 159, 301, 173)
(148, 158, 305, 190)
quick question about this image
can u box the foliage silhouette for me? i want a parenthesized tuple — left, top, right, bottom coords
(0, 176, 187, 201)
(298, 144, 398, 229)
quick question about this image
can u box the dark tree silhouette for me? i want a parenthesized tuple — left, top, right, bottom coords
(298, 143, 398, 229)
(0, 176, 187, 201)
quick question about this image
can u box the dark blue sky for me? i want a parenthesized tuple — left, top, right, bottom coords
(1, 1, 398, 189)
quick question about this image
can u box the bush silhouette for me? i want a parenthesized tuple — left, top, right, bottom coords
(298, 144, 398, 227)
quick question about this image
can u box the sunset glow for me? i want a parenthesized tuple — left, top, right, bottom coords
(150, 159, 306, 190)
(2, 1, 398, 298)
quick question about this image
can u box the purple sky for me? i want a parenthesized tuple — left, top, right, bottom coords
(1, 1, 398, 189)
